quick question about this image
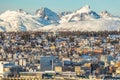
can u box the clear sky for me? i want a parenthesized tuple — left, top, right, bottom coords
(0, 0, 120, 16)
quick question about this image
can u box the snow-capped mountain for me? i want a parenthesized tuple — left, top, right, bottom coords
(36, 7, 60, 25)
(39, 5, 120, 32)
(60, 5, 100, 23)
(0, 9, 43, 31)
(0, 5, 120, 32)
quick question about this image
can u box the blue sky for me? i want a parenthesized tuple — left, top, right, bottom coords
(0, 0, 120, 16)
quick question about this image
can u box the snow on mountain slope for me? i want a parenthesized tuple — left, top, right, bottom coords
(0, 10, 43, 31)
(99, 11, 120, 20)
(0, 5, 120, 32)
(39, 19, 120, 32)
(60, 5, 100, 23)
(36, 7, 60, 25)
(38, 5, 120, 32)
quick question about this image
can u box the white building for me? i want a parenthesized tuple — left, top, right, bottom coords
(0, 61, 18, 78)
(0, 61, 10, 77)
(19, 58, 27, 66)
(0, 62, 4, 77)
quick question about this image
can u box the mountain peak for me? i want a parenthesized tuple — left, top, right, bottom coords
(41, 7, 51, 11)
(0, 10, 43, 32)
(36, 7, 59, 24)
(37, 7, 51, 14)
(17, 9, 28, 14)
(100, 10, 111, 17)
(81, 5, 90, 10)
(36, 7, 56, 17)
(17, 9, 24, 13)
(60, 5, 100, 23)
(76, 5, 91, 13)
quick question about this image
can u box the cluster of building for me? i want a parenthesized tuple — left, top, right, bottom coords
(0, 32, 120, 79)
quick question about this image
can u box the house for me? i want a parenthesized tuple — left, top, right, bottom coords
(0, 61, 18, 78)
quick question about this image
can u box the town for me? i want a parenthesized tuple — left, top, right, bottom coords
(0, 31, 120, 80)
